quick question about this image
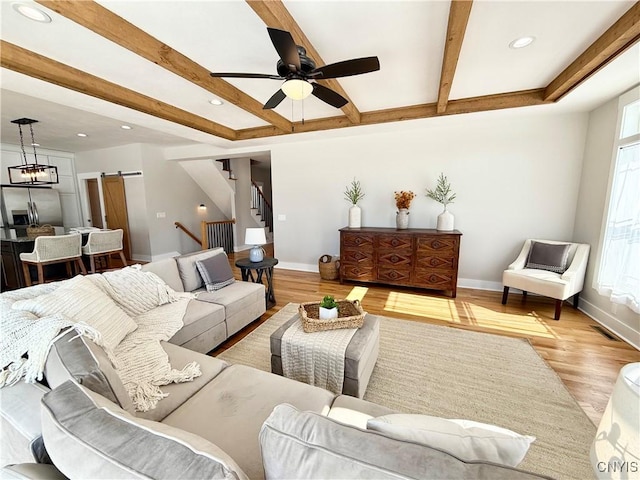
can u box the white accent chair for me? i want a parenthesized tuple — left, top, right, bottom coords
(20, 234, 87, 286)
(502, 239, 590, 320)
(82, 229, 127, 273)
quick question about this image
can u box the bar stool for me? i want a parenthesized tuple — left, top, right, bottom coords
(82, 229, 127, 273)
(20, 234, 87, 286)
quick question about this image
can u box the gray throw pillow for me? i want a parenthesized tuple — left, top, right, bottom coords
(196, 254, 235, 292)
(525, 241, 571, 273)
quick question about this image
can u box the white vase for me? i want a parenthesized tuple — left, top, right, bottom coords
(319, 307, 338, 319)
(348, 205, 361, 228)
(437, 206, 454, 231)
(396, 208, 409, 229)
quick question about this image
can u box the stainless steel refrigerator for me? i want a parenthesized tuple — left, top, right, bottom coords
(1, 186, 63, 233)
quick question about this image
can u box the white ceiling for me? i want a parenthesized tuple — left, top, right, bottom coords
(1, 0, 638, 154)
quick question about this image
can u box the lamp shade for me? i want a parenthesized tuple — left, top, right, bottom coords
(590, 362, 640, 479)
(281, 79, 313, 100)
(245, 228, 266, 246)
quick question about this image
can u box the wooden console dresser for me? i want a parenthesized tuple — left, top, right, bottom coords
(339, 227, 462, 297)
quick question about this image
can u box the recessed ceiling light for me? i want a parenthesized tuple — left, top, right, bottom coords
(121, 125, 132, 130)
(209, 99, 224, 106)
(77, 133, 87, 137)
(509, 36, 535, 49)
(12, 3, 52, 23)
(30, 143, 40, 147)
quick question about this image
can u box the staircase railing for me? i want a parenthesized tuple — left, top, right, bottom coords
(201, 219, 235, 254)
(251, 181, 273, 233)
(175, 222, 202, 246)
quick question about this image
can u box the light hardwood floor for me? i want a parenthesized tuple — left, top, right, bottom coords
(219, 246, 639, 425)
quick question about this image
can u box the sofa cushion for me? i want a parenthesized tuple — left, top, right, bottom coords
(168, 299, 225, 347)
(136, 341, 229, 422)
(0, 464, 67, 480)
(11, 275, 136, 355)
(0, 381, 50, 467)
(525, 241, 571, 273)
(41, 381, 248, 480)
(175, 248, 224, 292)
(141, 258, 184, 292)
(328, 394, 395, 429)
(162, 364, 335, 480)
(260, 404, 550, 480)
(196, 254, 235, 292)
(45, 330, 134, 414)
(196, 281, 265, 319)
(367, 414, 536, 467)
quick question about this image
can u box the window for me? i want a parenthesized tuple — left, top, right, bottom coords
(596, 88, 640, 313)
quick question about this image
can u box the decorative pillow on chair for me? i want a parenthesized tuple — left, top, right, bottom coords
(366, 413, 535, 467)
(524, 241, 571, 273)
(196, 254, 235, 292)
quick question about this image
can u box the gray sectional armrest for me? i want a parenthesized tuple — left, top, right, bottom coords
(0, 464, 67, 480)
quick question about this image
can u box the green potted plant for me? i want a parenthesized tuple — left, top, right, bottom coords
(344, 178, 365, 228)
(319, 294, 339, 319)
(426, 173, 456, 231)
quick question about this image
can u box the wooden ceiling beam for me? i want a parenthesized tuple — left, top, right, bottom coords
(35, 0, 292, 133)
(544, 2, 640, 102)
(247, 0, 362, 125)
(0, 41, 237, 141)
(236, 88, 548, 140)
(437, 0, 473, 114)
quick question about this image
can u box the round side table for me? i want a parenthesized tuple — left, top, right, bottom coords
(234, 257, 278, 309)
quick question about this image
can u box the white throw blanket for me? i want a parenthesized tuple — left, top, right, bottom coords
(1, 267, 199, 412)
(281, 317, 357, 394)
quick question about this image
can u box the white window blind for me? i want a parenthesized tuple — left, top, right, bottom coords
(596, 91, 640, 313)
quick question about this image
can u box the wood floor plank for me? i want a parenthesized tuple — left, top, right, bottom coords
(218, 247, 639, 425)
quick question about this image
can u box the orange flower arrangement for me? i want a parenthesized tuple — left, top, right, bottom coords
(394, 190, 416, 210)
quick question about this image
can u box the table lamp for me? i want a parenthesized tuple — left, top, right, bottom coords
(245, 228, 267, 262)
(590, 362, 640, 479)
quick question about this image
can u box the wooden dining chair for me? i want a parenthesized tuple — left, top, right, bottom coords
(20, 234, 86, 286)
(81, 229, 127, 273)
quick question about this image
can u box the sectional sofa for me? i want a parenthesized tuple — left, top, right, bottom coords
(0, 249, 550, 479)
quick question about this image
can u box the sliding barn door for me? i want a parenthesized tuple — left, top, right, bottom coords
(101, 176, 132, 261)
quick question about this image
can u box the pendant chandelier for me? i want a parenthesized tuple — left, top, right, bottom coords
(7, 118, 58, 185)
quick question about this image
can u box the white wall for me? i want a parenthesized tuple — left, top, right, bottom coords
(573, 96, 640, 348)
(232, 157, 263, 250)
(270, 111, 589, 289)
(75, 143, 226, 260)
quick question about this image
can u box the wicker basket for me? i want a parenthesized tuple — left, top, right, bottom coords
(318, 255, 340, 280)
(299, 299, 365, 333)
(26, 224, 55, 239)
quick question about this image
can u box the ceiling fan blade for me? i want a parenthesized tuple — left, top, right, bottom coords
(210, 72, 283, 80)
(310, 57, 380, 79)
(267, 28, 301, 72)
(312, 83, 348, 109)
(263, 89, 287, 110)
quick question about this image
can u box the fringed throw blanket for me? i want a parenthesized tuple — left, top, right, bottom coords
(281, 316, 357, 395)
(1, 266, 200, 412)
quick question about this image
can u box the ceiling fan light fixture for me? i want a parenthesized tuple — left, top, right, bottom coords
(509, 36, 535, 49)
(12, 3, 51, 23)
(281, 78, 313, 101)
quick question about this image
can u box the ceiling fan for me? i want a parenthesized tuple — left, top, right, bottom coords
(210, 28, 380, 110)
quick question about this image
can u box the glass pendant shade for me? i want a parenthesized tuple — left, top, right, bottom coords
(8, 118, 59, 185)
(281, 79, 313, 100)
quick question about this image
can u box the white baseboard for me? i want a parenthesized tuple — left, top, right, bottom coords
(458, 278, 502, 292)
(234, 244, 252, 253)
(131, 254, 152, 263)
(275, 261, 318, 273)
(579, 298, 640, 350)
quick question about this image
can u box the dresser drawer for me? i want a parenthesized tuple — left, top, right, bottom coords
(377, 235, 412, 250)
(341, 248, 374, 266)
(413, 269, 455, 289)
(416, 255, 456, 271)
(342, 233, 374, 249)
(377, 250, 412, 268)
(378, 267, 411, 283)
(416, 236, 459, 254)
(341, 265, 375, 281)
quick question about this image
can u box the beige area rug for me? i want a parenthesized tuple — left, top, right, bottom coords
(217, 303, 596, 480)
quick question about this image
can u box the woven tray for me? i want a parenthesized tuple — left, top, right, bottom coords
(298, 299, 366, 333)
(26, 224, 55, 239)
